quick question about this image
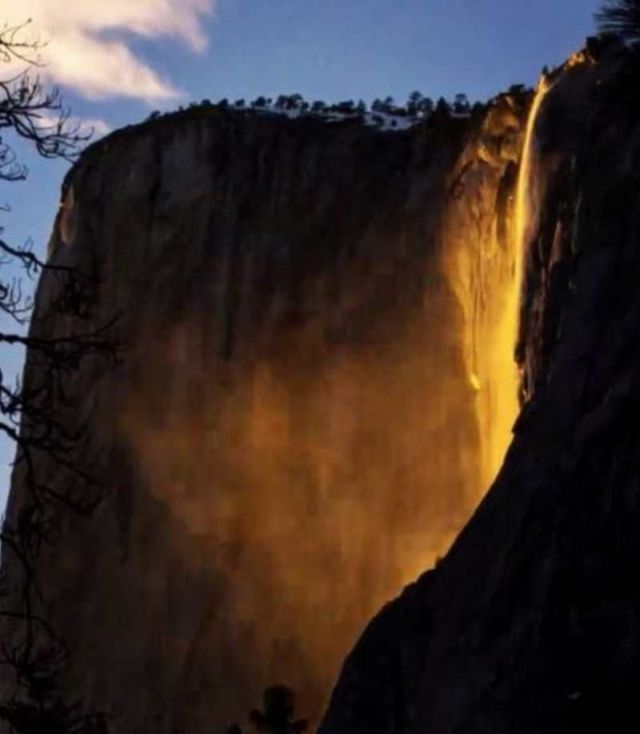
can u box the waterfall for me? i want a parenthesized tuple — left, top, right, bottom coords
(443, 76, 553, 500)
(513, 76, 553, 339)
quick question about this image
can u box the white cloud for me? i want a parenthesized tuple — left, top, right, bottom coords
(79, 117, 112, 138)
(29, 110, 112, 156)
(38, 111, 112, 138)
(0, 0, 216, 100)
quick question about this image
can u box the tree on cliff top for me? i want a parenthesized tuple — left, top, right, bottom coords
(596, 0, 640, 43)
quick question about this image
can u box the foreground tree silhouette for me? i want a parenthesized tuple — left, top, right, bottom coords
(227, 686, 308, 734)
(595, 0, 640, 43)
(0, 21, 114, 734)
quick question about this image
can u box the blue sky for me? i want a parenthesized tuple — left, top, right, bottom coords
(0, 0, 600, 509)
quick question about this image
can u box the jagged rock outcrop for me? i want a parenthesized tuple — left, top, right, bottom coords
(319, 45, 640, 734)
(1, 101, 526, 733)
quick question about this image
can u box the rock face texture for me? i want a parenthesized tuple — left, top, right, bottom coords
(0, 100, 525, 733)
(319, 47, 640, 734)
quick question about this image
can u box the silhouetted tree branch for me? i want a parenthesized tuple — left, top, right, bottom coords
(596, 0, 640, 44)
(0, 21, 114, 734)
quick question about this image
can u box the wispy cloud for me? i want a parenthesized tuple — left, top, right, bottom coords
(37, 110, 112, 139)
(78, 117, 112, 138)
(2, 0, 216, 100)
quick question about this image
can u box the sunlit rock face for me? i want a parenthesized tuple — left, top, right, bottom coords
(0, 102, 528, 733)
(320, 44, 640, 734)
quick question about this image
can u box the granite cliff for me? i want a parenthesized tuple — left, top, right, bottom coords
(3, 40, 634, 734)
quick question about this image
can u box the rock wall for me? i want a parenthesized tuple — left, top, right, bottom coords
(0, 100, 526, 733)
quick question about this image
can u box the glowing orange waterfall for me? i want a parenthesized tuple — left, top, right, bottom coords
(486, 76, 554, 486)
(513, 76, 553, 333)
(443, 77, 554, 504)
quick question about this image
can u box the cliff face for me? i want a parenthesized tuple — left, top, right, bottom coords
(320, 47, 640, 734)
(12, 41, 633, 731)
(9, 42, 636, 733)
(0, 101, 526, 733)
